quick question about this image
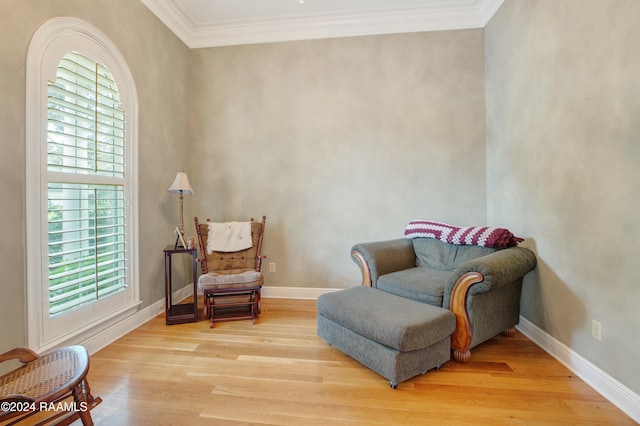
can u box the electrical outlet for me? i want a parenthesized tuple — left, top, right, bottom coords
(269, 262, 276, 273)
(592, 319, 602, 341)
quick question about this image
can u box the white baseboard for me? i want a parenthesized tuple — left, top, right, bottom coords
(262, 285, 339, 300)
(517, 316, 640, 423)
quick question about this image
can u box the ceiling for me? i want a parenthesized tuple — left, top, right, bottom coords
(141, 0, 504, 48)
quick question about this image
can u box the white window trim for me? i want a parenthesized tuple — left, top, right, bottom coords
(26, 17, 140, 352)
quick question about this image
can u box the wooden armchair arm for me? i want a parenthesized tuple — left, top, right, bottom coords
(448, 272, 484, 363)
(0, 347, 39, 364)
(351, 250, 373, 286)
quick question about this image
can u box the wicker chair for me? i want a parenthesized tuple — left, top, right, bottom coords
(0, 345, 101, 425)
(194, 216, 266, 328)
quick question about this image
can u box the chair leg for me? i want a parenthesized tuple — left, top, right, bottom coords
(256, 289, 262, 315)
(71, 379, 95, 426)
(250, 290, 258, 324)
(452, 349, 471, 363)
(209, 296, 215, 328)
(502, 326, 516, 337)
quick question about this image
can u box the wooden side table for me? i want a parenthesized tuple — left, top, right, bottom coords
(163, 246, 198, 325)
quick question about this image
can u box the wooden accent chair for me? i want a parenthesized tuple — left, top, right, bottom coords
(194, 216, 266, 328)
(0, 345, 101, 425)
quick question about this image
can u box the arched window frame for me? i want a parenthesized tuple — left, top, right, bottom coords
(26, 17, 140, 352)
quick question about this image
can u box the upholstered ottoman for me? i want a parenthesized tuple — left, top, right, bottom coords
(317, 286, 455, 388)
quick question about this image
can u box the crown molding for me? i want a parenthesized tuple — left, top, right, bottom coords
(142, 0, 505, 48)
(141, 0, 194, 45)
(477, 0, 505, 26)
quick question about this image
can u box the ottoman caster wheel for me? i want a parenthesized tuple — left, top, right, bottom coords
(390, 382, 398, 389)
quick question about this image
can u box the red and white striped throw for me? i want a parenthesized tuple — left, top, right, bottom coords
(404, 220, 523, 249)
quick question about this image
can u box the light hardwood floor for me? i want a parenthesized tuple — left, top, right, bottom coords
(82, 298, 634, 425)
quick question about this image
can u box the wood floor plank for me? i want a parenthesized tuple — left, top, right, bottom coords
(76, 297, 636, 425)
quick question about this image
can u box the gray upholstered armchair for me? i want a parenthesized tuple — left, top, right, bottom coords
(351, 237, 537, 362)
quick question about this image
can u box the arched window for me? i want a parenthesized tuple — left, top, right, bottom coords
(26, 18, 139, 351)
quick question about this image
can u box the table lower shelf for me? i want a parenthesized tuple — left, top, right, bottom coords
(166, 303, 198, 325)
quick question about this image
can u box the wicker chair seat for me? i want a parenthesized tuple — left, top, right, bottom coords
(198, 269, 263, 290)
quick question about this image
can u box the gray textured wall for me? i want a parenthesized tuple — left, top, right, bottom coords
(485, 0, 640, 394)
(189, 31, 488, 289)
(0, 0, 190, 352)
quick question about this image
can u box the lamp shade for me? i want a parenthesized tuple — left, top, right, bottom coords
(168, 171, 194, 194)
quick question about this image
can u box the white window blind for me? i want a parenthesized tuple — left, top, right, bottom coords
(46, 52, 127, 317)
